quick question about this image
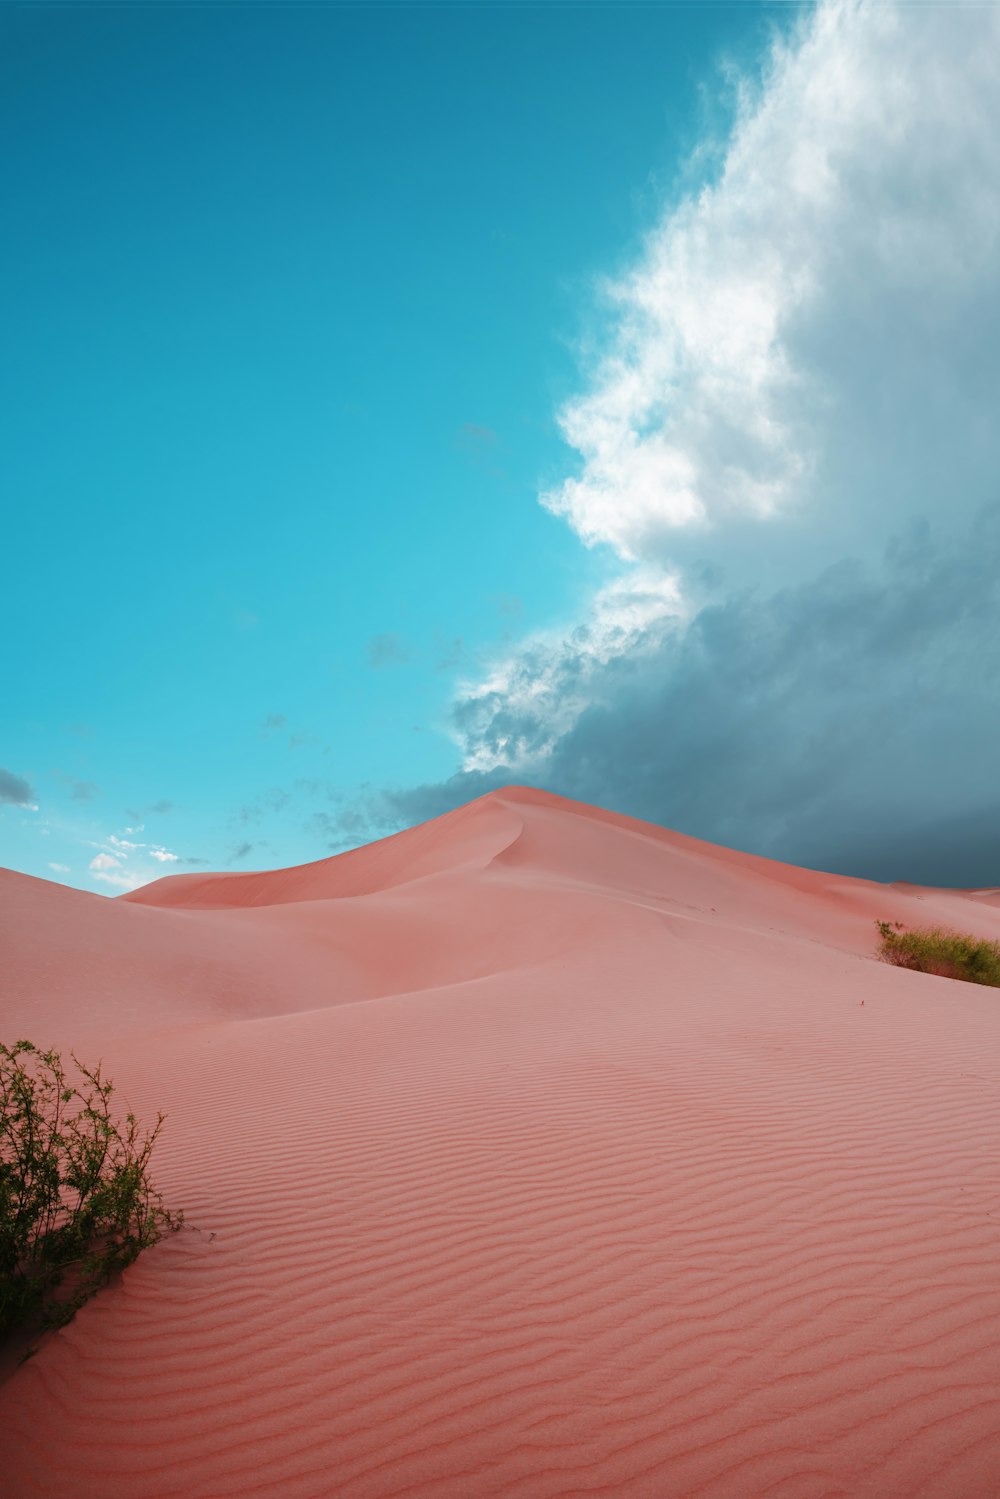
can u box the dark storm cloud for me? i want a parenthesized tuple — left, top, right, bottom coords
(365, 508, 1000, 887)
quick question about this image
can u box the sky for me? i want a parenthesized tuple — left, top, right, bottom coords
(3, 0, 1000, 894)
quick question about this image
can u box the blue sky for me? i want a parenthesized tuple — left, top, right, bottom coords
(1, 0, 779, 888)
(5, 0, 1000, 892)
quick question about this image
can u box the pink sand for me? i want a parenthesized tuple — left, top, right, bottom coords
(2, 786, 1000, 1497)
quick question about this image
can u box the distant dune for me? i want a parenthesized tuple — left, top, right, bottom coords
(3, 787, 1000, 1497)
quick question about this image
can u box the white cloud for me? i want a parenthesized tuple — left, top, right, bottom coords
(87, 849, 146, 891)
(91, 866, 146, 892)
(541, 0, 1000, 565)
(456, 567, 684, 771)
(81, 828, 181, 891)
(446, 0, 1000, 786)
(48, 862, 70, 874)
(389, 504, 1000, 887)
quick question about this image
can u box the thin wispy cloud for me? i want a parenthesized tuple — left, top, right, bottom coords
(308, 805, 373, 853)
(237, 788, 291, 825)
(435, 636, 464, 672)
(492, 594, 522, 620)
(57, 775, 99, 802)
(125, 800, 174, 820)
(0, 768, 35, 807)
(456, 422, 498, 452)
(87, 849, 144, 890)
(455, 422, 505, 478)
(80, 826, 185, 894)
(367, 633, 411, 669)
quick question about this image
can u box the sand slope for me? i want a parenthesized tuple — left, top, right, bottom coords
(2, 786, 1000, 1497)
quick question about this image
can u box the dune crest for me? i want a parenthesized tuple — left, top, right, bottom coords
(3, 789, 1000, 1497)
(123, 790, 527, 909)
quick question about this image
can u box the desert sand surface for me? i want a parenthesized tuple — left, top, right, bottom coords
(2, 785, 1000, 1498)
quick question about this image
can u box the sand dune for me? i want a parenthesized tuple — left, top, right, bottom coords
(3, 787, 1000, 1497)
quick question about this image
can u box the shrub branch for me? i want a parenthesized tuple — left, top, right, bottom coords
(875, 920, 1000, 987)
(1, 1040, 182, 1343)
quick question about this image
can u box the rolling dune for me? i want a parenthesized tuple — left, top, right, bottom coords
(2, 786, 1000, 1497)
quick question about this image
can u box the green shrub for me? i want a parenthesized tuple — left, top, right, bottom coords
(1, 1040, 182, 1344)
(875, 920, 1000, 987)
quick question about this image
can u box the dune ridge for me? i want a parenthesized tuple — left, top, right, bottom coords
(2, 787, 1000, 1497)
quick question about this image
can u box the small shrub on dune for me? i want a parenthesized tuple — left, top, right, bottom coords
(875, 920, 1000, 987)
(1, 1040, 182, 1344)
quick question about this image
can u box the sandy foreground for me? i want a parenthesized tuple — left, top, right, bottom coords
(2, 785, 1000, 1498)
